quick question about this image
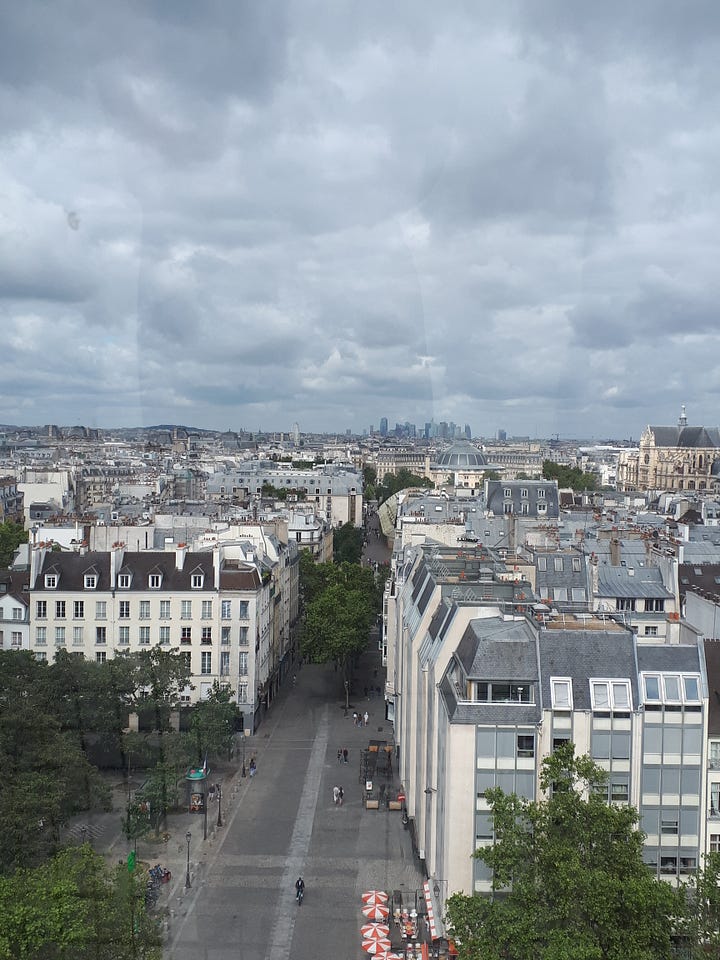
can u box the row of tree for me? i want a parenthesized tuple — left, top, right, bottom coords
(0, 648, 238, 874)
(446, 745, 720, 960)
(0, 520, 27, 567)
(542, 459, 599, 491)
(363, 466, 433, 505)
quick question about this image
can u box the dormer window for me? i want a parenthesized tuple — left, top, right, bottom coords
(45, 574, 57, 589)
(118, 574, 131, 589)
(191, 573, 204, 589)
(84, 575, 97, 590)
(149, 573, 162, 589)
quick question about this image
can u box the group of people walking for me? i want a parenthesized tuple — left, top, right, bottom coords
(332, 785, 345, 806)
(353, 710, 369, 727)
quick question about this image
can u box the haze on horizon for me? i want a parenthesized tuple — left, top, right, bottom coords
(2, 1, 719, 438)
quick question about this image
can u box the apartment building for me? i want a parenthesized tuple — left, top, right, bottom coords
(0, 570, 29, 651)
(386, 540, 709, 918)
(28, 541, 299, 731)
(0, 476, 23, 523)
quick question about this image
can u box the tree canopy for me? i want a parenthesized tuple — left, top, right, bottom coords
(446, 744, 679, 960)
(542, 460, 598, 491)
(0, 521, 28, 568)
(332, 522, 363, 564)
(376, 468, 433, 504)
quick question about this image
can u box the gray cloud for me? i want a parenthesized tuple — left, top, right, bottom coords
(1, 1, 720, 436)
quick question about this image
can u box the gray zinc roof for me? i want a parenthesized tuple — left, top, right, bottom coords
(636, 643, 702, 674)
(596, 565, 672, 599)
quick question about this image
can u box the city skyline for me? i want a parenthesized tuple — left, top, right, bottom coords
(2, 4, 720, 435)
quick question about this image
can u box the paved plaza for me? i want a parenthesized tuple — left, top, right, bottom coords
(161, 651, 422, 959)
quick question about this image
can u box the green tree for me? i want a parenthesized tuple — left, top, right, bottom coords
(446, 744, 679, 960)
(542, 460, 598, 491)
(189, 680, 237, 764)
(676, 852, 720, 956)
(332, 522, 363, 564)
(376, 468, 433, 504)
(362, 465, 377, 500)
(0, 846, 162, 959)
(0, 521, 28, 568)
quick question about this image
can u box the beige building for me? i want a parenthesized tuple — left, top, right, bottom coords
(617, 407, 720, 493)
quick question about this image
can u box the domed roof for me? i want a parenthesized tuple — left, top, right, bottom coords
(433, 440, 488, 469)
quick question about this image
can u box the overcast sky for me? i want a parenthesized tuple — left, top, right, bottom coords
(2, 1, 720, 439)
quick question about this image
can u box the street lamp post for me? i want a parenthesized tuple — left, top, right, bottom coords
(184, 831, 192, 889)
(241, 732, 246, 777)
(217, 783, 223, 828)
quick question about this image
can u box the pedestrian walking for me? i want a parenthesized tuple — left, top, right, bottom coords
(337, 749, 343, 763)
(363, 711, 369, 727)
(338, 786, 344, 806)
(333, 785, 340, 805)
(249, 757, 257, 777)
(352, 711, 358, 726)
(342, 748, 348, 763)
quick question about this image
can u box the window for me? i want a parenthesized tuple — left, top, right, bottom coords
(643, 672, 702, 705)
(181, 627, 192, 645)
(182, 652, 191, 672)
(503, 488, 512, 498)
(238, 682, 248, 703)
(201, 652, 212, 675)
(537, 556, 547, 571)
(96, 651, 107, 663)
(239, 651, 248, 675)
(616, 598, 636, 611)
(35, 626, 46, 645)
(664, 675, 681, 702)
(119, 601, 130, 619)
(36, 600, 47, 619)
(139, 600, 150, 620)
(84, 575, 97, 589)
(149, 573, 161, 589)
(572, 556, 582, 572)
(96, 626, 107, 645)
(73, 600, 84, 619)
(683, 676, 700, 702)
(221, 599, 231, 619)
(160, 600, 171, 619)
(139, 626, 150, 645)
(660, 857, 677, 875)
(661, 819, 679, 835)
(201, 626, 212, 644)
(159, 626, 170, 646)
(220, 651, 230, 676)
(72, 626, 83, 646)
(517, 735, 534, 758)
(55, 626, 66, 646)
(12, 607, 23, 620)
(221, 626, 231, 646)
(202, 600, 212, 619)
(644, 626, 658, 637)
(55, 600, 66, 619)
(118, 574, 131, 588)
(181, 600, 192, 619)
(551, 678, 573, 710)
(644, 675, 661, 701)
(96, 600, 107, 620)
(470, 682, 533, 703)
(590, 679, 632, 712)
(520, 488, 528, 498)
(239, 600, 249, 618)
(191, 573, 204, 588)
(45, 574, 57, 588)
(554, 557, 563, 572)
(238, 626, 249, 646)
(645, 598, 665, 612)
(11, 631, 22, 647)
(34, 651, 47, 661)
(552, 587, 568, 601)
(118, 626, 130, 645)
(711, 784, 720, 817)
(711, 835, 720, 853)
(538, 488, 546, 499)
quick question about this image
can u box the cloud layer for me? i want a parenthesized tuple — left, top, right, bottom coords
(2, 0, 719, 437)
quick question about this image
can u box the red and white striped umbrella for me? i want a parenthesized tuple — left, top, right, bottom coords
(362, 890, 389, 905)
(361, 938, 392, 954)
(361, 923, 390, 940)
(362, 903, 390, 921)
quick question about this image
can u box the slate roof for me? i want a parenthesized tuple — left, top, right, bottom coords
(635, 643, 702, 674)
(539, 626, 638, 711)
(678, 563, 720, 603)
(35, 552, 112, 591)
(485, 480, 559, 519)
(34, 551, 218, 592)
(648, 425, 720, 448)
(455, 617, 538, 680)
(438, 675, 542, 724)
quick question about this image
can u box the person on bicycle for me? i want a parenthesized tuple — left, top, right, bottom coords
(295, 876, 305, 900)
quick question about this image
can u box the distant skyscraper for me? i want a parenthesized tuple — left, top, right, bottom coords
(497, 429, 507, 441)
(464, 424, 472, 439)
(380, 417, 388, 436)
